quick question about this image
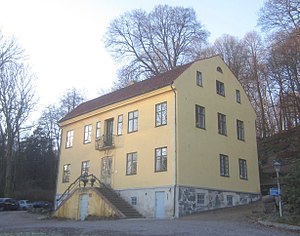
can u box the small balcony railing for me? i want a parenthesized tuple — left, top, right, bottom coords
(95, 134, 115, 151)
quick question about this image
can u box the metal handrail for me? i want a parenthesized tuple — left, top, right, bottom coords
(55, 174, 106, 209)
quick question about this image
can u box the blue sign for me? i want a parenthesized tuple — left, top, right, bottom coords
(269, 188, 281, 196)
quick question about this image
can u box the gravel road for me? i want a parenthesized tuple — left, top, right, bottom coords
(0, 209, 298, 236)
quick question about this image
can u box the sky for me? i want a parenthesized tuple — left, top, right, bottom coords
(0, 0, 264, 122)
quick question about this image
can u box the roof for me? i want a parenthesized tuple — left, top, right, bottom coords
(60, 61, 195, 123)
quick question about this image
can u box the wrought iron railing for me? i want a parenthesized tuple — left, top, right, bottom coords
(95, 135, 115, 150)
(55, 173, 106, 209)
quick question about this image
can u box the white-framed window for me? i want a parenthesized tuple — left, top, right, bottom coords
(195, 105, 205, 129)
(218, 113, 227, 135)
(155, 147, 167, 172)
(126, 152, 137, 175)
(155, 102, 167, 127)
(96, 121, 101, 140)
(117, 115, 123, 135)
(128, 110, 138, 133)
(236, 90, 241, 103)
(84, 124, 92, 143)
(220, 154, 229, 177)
(216, 80, 225, 96)
(66, 130, 74, 148)
(197, 193, 205, 204)
(131, 196, 137, 205)
(81, 160, 90, 176)
(239, 159, 248, 180)
(196, 71, 203, 87)
(227, 195, 233, 206)
(237, 120, 245, 141)
(62, 164, 71, 183)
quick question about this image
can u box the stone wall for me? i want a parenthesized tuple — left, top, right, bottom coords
(178, 186, 260, 216)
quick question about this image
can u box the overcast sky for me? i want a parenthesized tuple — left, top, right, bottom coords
(0, 0, 264, 121)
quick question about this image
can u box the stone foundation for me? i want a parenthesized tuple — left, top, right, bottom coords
(178, 186, 260, 216)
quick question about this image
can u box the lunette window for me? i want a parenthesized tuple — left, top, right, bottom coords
(84, 124, 92, 143)
(196, 71, 203, 86)
(62, 164, 71, 183)
(155, 147, 167, 172)
(128, 110, 138, 133)
(195, 105, 205, 129)
(237, 120, 245, 141)
(218, 113, 227, 135)
(117, 115, 123, 135)
(155, 102, 167, 126)
(66, 130, 74, 148)
(220, 154, 229, 177)
(239, 159, 248, 180)
(216, 80, 225, 96)
(126, 152, 137, 175)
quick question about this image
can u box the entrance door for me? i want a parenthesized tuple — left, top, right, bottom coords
(105, 119, 114, 146)
(155, 191, 165, 218)
(79, 194, 89, 221)
(101, 157, 112, 186)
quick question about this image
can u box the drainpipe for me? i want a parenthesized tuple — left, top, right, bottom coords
(170, 82, 177, 218)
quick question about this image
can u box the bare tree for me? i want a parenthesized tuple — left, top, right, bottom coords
(258, 0, 300, 34)
(59, 87, 86, 115)
(104, 5, 209, 88)
(0, 63, 36, 196)
(0, 31, 25, 69)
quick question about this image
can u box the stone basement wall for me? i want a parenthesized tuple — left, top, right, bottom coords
(178, 186, 260, 216)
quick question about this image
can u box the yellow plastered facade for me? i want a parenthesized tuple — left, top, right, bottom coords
(56, 56, 260, 218)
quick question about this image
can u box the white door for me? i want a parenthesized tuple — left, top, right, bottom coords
(79, 194, 89, 220)
(155, 191, 165, 218)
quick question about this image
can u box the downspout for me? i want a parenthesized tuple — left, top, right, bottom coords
(170, 82, 178, 218)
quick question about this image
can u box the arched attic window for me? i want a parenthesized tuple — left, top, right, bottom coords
(217, 66, 223, 73)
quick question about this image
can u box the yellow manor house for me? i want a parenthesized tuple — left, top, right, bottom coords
(54, 56, 260, 220)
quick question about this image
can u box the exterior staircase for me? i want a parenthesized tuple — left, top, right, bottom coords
(55, 174, 143, 219)
(96, 187, 143, 218)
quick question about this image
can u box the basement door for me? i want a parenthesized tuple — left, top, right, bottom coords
(101, 156, 112, 186)
(155, 191, 165, 218)
(79, 194, 89, 221)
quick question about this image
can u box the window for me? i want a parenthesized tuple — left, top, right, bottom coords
(126, 152, 137, 175)
(96, 121, 101, 140)
(237, 120, 245, 141)
(227, 195, 233, 206)
(195, 105, 205, 129)
(236, 90, 241, 103)
(81, 161, 90, 176)
(62, 164, 71, 183)
(196, 71, 203, 86)
(155, 102, 167, 126)
(66, 130, 74, 148)
(197, 193, 205, 204)
(84, 125, 92, 143)
(131, 197, 137, 205)
(239, 159, 248, 180)
(155, 147, 167, 172)
(117, 115, 123, 135)
(220, 154, 229, 177)
(128, 110, 138, 133)
(218, 113, 227, 135)
(216, 80, 225, 96)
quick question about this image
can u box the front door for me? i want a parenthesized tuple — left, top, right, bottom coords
(79, 194, 89, 221)
(155, 191, 165, 218)
(101, 156, 112, 186)
(105, 119, 114, 146)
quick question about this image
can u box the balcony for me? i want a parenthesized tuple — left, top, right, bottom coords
(95, 135, 115, 151)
